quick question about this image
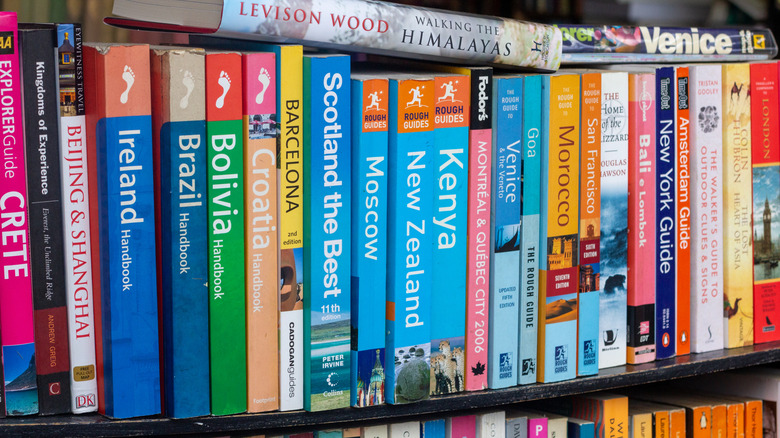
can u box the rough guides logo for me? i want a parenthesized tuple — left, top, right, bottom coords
(521, 358, 535, 376)
(583, 339, 596, 366)
(398, 79, 433, 134)
(554, 345, 568, 373)
(499, 352, 513, 378)
(362, 79, 388, 133)
(434, 76, 468, 129)
(0, 31, 12, 55)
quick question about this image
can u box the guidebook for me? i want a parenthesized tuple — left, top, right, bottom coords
(108, 0, 562, 71)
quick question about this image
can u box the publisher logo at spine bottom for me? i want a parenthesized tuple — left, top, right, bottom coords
(76, 393, 96, 408)
(554, 345, 568, 374)
(499, 352, 513, 379)
(583, 340, 596, 366)
(521, 358, 536, 376)
(0, 32, 14, 55)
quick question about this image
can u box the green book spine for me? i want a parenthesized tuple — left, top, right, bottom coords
(206, 51, 246, 415)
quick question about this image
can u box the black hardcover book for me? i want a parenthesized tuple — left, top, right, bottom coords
(19, 23, 72, 415)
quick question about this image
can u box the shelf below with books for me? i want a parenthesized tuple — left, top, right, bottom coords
(2, 342, 779, 437)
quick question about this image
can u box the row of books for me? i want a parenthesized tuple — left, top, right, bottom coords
(277, 380, 771, 438)
(1, 9, 780, 421)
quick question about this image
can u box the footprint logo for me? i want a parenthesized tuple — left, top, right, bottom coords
(256, 67, 271, 104)
(120, 65, 135, 104)
(215, 71, 231, 109)
(180, 70, 195, 109)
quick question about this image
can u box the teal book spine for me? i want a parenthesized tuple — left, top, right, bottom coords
(424, 419, 446, 438)
(303, 54, 352, 412)
(386, 76, 434, 404)
(518, 75, 541, 385)
(488, 76, 522, 389)
(430, 73, 469, 396)
(350, 75, 388, 407)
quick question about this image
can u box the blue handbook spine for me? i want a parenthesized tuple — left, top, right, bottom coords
(423, 418, 446, 438)
(430, 77, 468, 397)
(350, 77, 388, 407)
(386, 77, 433, 404)
(655, 67, 676, 359)
(96, 116, 160, 418)
(303, 55, 352, 412)
(518, 76, 541, 385)
(488, 76, 522, 389)
(160, 120, 209, 418)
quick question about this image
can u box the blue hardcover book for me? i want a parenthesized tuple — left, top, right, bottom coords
(654, 66, 676, 360)
(567, 418, 595, 438)
(386, 75, 435, 404)
(303, 54, 352, 412)
(430, 73, 469, 396)
(518, 75, 541, 385)
(488, 75, 522, 389)
(84, 43, 161, 418)
(423, 419, 446, 438)
(151, 47, 210, 418)
(350, 74, 388, 407)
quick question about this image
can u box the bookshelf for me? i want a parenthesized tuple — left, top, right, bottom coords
(0, 342, 777, 437)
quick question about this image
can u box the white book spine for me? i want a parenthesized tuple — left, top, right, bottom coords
(60, 114, 98, 413)
(391, 422, 421, 438)
(478, 411, 507, 438)
(279, 308, 303, 411)
(362, 425, 389, 438)
(688, 64, 724, 353)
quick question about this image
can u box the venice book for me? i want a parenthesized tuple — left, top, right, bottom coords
(430, 73, 468, 396)
(57, 23, 98, 415)
(110, 0, 563, 71)
(558, 25, 777, 63)
(83, 43, 160, 418)
(20, 24, 70, 415)
(723, 63, 754, 349)
(626, 72, 656, 364)
(488, 75, 521, 389)
(385, 74, 434, 405)
(750, 61, 780, 345)
(151, 47, 210, 418)
(189, 35, 305, 411)
(537, 72, 579, 383)
(242, 51, 280, 413)
(0, 11, 38, 417)
(675, 66, 692, 356)
(519, 75, 541, 385)
(302, 53, 352, 412)
(688, 64, 724, 353)
(350, 73, 388, 407)
(654, 66, 676, 360)
(205, 50, 246, 415)
(578, 71, 601, 376)
(598, 71, 629, 369)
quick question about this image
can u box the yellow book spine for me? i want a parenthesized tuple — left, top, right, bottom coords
(279, 45, 304, 249)
(631, 412, 652, 438)
(604, 397, 629, 438)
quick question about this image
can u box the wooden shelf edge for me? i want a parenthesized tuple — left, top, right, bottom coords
(2, 342, 779, 437)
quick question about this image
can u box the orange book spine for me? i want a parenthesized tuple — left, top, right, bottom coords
(711, 404, 727, 438)
(727, 402, 744, 438)
(743, 400, 762, 438)
(669, 409, 686, 438)
(243, 52, 280, 412)
(686, 406, 711, 438)
(655, 410, 670, 438)
(674, 66, 691, 356)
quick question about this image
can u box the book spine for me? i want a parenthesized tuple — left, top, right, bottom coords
(654, 66, 676, 359)
(465, 69, 492, 391)
(302, 54, 351, 412)
(83, 43, 161, 419)
(488, 76, 521, 389)
(527, 418, 548, 438)
(537, 73, 579, 383)
(598, 71, 629, 369)
(687, 406, 712, 438)
(559, 25, 777, 63)
(392, 422, 422, 438)
(630, 413, 652, 438)
(507, 417, 528, 438)
(478, 412, 506, 438)
(20, 25, 71, 415)
(448, 414, 477, 438)
(722, 63, 754, 349)
(275, 45, 305, 412)
(430, 74, 468, 396)
(385, 77, 434, 404)
(151, 48, 210, 419)
(726, 402, 743, 438)
(423, 418, 446, 438)
(675, 66, 692, 356)
(363, 425, 389, 438)
(669, 409, 686, 438)
(243, 51, 279, 413)
(350, 77, 388, 407)
(627, 73, 656, 364)
(688, 64, 724, 353)
(655, 410, 670, 438)
(743, 400, 761, 438)
(568, 420, 594, 438)
(578, 72, 601, 376)
(751, 61, 780, 344)
(63, 24, 99, 415)
(0, 12, 38, 416)
(711, 404, 728, 438)
(519, 76, 541, 385)
(208, 0, 562, 71)
(205, 51, 246, 415)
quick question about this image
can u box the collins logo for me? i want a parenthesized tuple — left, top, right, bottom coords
(326, 372, 339, 387)
(76, 393, 96, 408)
(0, 32, 12, 55)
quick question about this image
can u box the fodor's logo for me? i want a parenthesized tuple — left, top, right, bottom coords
(0, 32, 12, 55)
